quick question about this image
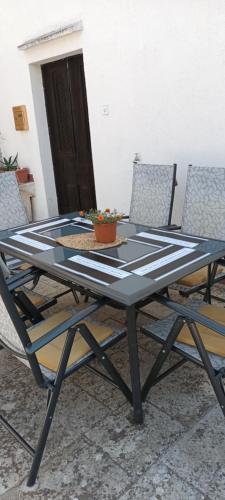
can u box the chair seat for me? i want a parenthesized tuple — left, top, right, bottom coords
(177, 265, 224, 286)
(178, 304, 225, 357)
(17, 288, 49, 309)
(18, 262, 33, 271)
(28, 310, 125, 372)
(142, 302, 225, 372)
(7, 257, 32, 271)
(15, 288, 55, 319)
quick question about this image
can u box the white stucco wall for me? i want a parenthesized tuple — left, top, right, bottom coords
(0, 0, 224, 222)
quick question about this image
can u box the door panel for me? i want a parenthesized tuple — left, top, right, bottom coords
(42, 55, 96, 214)
(68, 55, 96, 210)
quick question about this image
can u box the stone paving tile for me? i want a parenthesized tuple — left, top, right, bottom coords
(109, 343, 155, 387)
(139, 300, 174, 319)
(109, 340, 182, 389)
(119, 463, 205, 500)
(0, 363, 110, 495)
(204, 465, 225, 500)
(1, 278, 225, 498)
(74, 365, 128, 413)
(147, 361, 216, 428)
(161, 405, 225, 494)
(136, 329, 162, 355)
(17, 439, 131, 500)
(86, 402, 184, 476)
(0, 429, 31, 498)
(0, 349, 22, 378)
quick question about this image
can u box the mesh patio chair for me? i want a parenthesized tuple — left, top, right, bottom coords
(0, 171, 31, 271)
(0, 173, 54, 316)
(0, 259, 58, 327)
(0, 171, 29, 230)
(141, 294, 225, 417)
(95, 162, 177, 315)
(0, 172, 80, 305)
(171, 165, 225, 301)
(0, 266, 131, 486)
(129, 163, 177, 227)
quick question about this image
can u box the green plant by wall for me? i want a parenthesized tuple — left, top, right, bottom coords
(0, 153, 18, 171)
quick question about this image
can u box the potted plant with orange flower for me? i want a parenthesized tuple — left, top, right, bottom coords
(83, 209, 124, 243)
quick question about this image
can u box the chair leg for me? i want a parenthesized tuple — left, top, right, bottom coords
(217, 376, 225, 418)
(27, 329, 76, 487)
(188, 321, 225, 417)
(77, 324, 132, 403)
(142, 316, 185, 401)
(203, 264, 213, 304)
(29, 273, 41, 291)
(71, 288, 80, 304)
(205, 262, 219, 304)
(46, 388, 52, 408)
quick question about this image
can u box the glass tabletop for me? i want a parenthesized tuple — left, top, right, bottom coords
(1, 214, 225, 305)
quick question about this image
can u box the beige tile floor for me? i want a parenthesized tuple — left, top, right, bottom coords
(1, 277, 225, 499)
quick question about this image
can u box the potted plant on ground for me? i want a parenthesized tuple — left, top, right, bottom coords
(82, 209, 124, 243)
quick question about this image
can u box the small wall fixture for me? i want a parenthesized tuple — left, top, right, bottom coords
(12, 105, 29, 131)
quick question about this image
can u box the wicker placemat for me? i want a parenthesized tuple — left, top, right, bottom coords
(56, 232, 127, 250)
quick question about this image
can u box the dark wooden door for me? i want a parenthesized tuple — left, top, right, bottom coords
(42, 54, 96, 214)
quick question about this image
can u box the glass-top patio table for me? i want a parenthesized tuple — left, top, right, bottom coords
(1, 212, 225, 423)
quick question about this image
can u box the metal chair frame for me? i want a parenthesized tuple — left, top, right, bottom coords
(141, 294, 225, 418)
(2, 267, 56, 324)
(0, 268, 131, 486)
(0, 173, 80, 304)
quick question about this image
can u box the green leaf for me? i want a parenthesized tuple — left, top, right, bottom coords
(12, 153, 18, 166)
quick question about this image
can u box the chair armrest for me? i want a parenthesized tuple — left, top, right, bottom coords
(153, 293, 225, 338)
(7, 268, 40, 291)
(216, 258, 225, 266)
(26, 298, 108, 354)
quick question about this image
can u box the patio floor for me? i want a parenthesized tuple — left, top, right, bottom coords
(1, 277, 225, 499)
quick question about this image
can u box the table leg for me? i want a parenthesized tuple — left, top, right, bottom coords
(127, 305, 143, 424)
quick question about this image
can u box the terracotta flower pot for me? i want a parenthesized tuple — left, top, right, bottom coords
(94, 222, 117, 243)
(16, 168, 29, 183)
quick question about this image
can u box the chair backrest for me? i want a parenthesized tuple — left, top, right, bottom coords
(181, 165, 225, 240)
(0, 172, 28, 230)
(0, 267, 43, 383)
(129, 163, 177, 227)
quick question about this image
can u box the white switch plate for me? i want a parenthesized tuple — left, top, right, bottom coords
(102, 105, 109, 116)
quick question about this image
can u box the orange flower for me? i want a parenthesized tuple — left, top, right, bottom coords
(79, 210, 85, 217)
(105, 208, 110, 213)
(97, 215, 104, 221)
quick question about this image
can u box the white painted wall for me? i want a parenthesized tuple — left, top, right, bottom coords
(0, 0, 224, 222)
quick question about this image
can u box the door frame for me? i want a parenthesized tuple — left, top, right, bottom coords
(41, 53, 96, 214)
(29, 48, 93, 217)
